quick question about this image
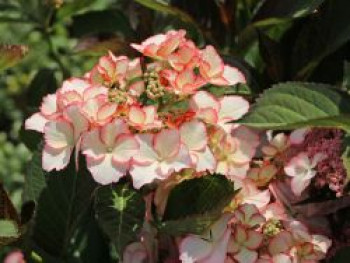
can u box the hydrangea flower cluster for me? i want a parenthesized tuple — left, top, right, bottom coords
(25, 29, 249, 188)
(25, 30, 335, 262)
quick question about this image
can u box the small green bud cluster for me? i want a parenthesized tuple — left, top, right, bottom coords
(263, 219, 283, 237)
(144, 70, 165, 100)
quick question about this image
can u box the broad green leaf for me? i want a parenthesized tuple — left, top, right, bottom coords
(157, 213, 218, 236)
(163, 174, 236, 220)
(26, 150, 98, 258)
(74, 36, 133, 57)
(258, 31, 284, 82)
(239, 82, 350, 131)
(293, 0, 350, 79)
(342, 134, 350, 181)
(0, 44, 28, 71)
(0, 220, 20, 238)
(253, 0, 325, 20)
(203, 84, 251, 97)
(343, 61, 350, 90)
(26, 68, 57, 110)
(71, 10, 134, 38)
(134, 0, 198, 26)
(23, 148, 46, 202)
(94, 183, 145, 259)
(0, 182, 20, 223)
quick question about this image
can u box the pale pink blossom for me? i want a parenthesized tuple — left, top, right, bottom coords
(130, 129, 192, 189)
(162, 69, 205, 95)
(179, 120, 216, 172)
(95, 52, 129, 84)
(4, 251, 25, 263)
(228, 224, 263, 263)
(168, 41, 200, 71)
(262, 202, 287, 221)
(190, 91, 249, 131)
(25, 78, 92, 133)
(269, 221, 331, 262)
(199, 45, 246, 86)
(81, 96, 117, 127)
(82, 119, 139, 185)
(128, 105, 162, 131)
(126, 58, 145, 96)
(234, 179, 271, 211)
(284, 152, 326, 196)
(42, 105, 88, 171)
(262, 132, 289, 158)
(232, 204, 265, 228)
(289, 128, 310, 145)
(248, 164, 277, 187)
(131, 30, 186, 60)
(179, 214, 232, 263)
(123, 242, 148, 263)
(214, 127, 259, 180)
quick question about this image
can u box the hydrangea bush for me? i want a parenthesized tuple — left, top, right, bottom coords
(19, 30, 340, 262)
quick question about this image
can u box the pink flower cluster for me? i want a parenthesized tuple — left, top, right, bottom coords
(25, 30, 334, 262)
(25, 30, 250, 188)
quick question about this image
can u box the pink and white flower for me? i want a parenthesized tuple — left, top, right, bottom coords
(284, 152, 326, 196)
(232, 204, 265, 228)
(123, 242, 148, 263)
(131, 30, 186, 60)
(199, 45, 246, 86)
(179, 214, 232, 263)
(162, 69, 205, 95)
(228, 224, 263, 263)
(179, 120, 216, 172)
(42, 105, 88, 171)
(128, 105, 162, 131)
(82, 119, 139, 185)
(130, 129, 192, 189)
(190, 91, 249, 131)
(168, 40, 200, 71)
(213, 126, 259, 180)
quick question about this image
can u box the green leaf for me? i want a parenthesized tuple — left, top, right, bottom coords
(74, 36, 133, 57)
(26, 150, 98, 258)
(26, 68, 57, 110)
(134, 0, 199, 27)
(293, 0, 350, 79)
(0, 44, 28, 71)
(239, 82, 350, 131)
(0, 219, 20, 246)
(163, 174, 236, 221)
(157, 213, 218, 236)
(343, 61, 350, 90)
(342, 133, 350, 182)
(94, 183, 145, 259)
(254, 0, 325, 20)
(71, 10, 134, 38)
(23, 148, 46, 202)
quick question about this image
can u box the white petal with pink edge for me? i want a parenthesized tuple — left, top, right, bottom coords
(180, 120, 207, 151)
(222, 65, 246, 86)
(218, 96, 249, 122)
(42, 145, 72, 171)
(112, 134, 139, 163)
(154, 129, 181, 159)
(82, 129, 107, 159)
(44, 121, 74, 149)
(86, 154, 126, 185)
(25, 113, 48, 132)
(130, 162, 160, 189)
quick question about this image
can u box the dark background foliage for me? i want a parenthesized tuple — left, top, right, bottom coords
(1, 0, 350, 262)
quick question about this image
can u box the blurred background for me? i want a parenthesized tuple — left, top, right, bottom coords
(1, 0, 350, 239)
